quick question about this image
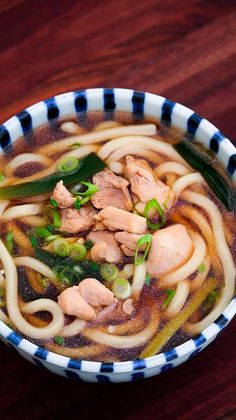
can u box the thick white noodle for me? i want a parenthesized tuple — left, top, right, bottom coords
(160, 232, 207, 287)
(98, 136, 185, 162)
(165, 280, 190, 318)
(39, 124, 157, 154)
(14, 257, 56, 280)
(182, 191, 235, 333)
(83, 311, 159, 348)
(0, 239, 64, 338)
(60, 121, 84, 134)
(154, 161, 191, 178)
(0, 200, 10, 216)
(60, 319, 86, 337)
(6, 153, 51, 175)
(108, 161, 124, 174)
(93, 121, 122, 131)
(131, 262, 147, 298)
(190, 256, 211, 291)
(20, 216, 47, 227)
(1, 204, 43, 221)
(172, 173, 204, 197)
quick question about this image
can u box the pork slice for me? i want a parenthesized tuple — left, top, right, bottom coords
(87, 230, 123, 263)
(59, 205, 97, 234)
(51, 180, 75, 209)
(97, 206, 147, 234)
(146, 224, 194, 278)
(79, 278, 115, 307)
(91, 168, 133, 211)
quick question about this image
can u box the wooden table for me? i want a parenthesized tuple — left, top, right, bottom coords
(0, 1, 235, 418)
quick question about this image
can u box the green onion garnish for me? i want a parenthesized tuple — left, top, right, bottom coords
(205, 289, 219, 309)
(44, 234, 61, 243)
(198, 263, 206, 273)
(70, 243, 87, 261)
(112, 278, 131, 300)
(0, 171, 5, 182)
(5, 231, 14, 253)
(54, 335, 65, 345)
(53, 238, 71, 257)
(74, 198, 81, 210)
(49, 208, 61, 229)
(50, 198, 58, 208)
(0, 287, 5, 298)
(134, 233, 152, 265)
(57, 156, 80, 173)
(162, 289, 176, 309)
(69, 143, 81, 150)
(100, 263, 118, 281)
(144, 198, 166, 230)
(145, 273, 151, 286)
(58, 267, 73, 285)
(71, 181, 99, 197)
(35, 227, 52, 239)
(30, 234, 38, 247)
(85, 240, 93, 250)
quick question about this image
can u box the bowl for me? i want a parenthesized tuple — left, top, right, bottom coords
(0, 88, 235, 383)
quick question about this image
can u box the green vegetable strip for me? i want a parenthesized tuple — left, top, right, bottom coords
(0, 153, 106, 199)
(174, 141, 236, 211)
(5, 231, 14, 253)
(140, 278, 217, 358)
(134, 233, 152, 265)
(162, 289, 176, 309)
(144, 198, 166, 230)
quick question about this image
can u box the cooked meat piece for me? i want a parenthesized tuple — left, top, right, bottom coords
(96, 206, 147, 234)
(146, 224, 194, 278)
(124, 156, 174, 209)
(51, 180, 75, 209)
(114, 231, 143, 255)
(87, 230, 123, 263)
(79, 278, 115, 307)
(58, 286, 96, 321)
(91, 168, 133, 211)
(122, 298, 135, 315)
(59, 205, 97, 234)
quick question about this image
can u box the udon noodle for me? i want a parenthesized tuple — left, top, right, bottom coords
(0, 112, 235, 362)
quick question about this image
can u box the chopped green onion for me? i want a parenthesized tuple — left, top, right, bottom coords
(50, 198, 58, 208)
(134, 233, 152, 265)
(30, 234, 38, 247)
(162, 289, 176, 309)
(5, 231, 14, 253)
(44, 234, 61, 243)
(53, 238, 71, 257)
(80, 196, 90, 205)
(71, 181, 99, 197)
(0, 171, 5, 182)
(48, 208, 61, 229)
(145, 273, 151, 286)
(39, 277, 49, 289)
(198, 263, 206, 273)
(144, 198, 166, 230)
(54, 335, 65, 345)
(0, 153, 106, 200)
(58, 267, 73, 285)
(70, 243, 87, 261)
(85, 240, 93, 250)
(100, 264, 118, 282)
(35, 227, 52, 239)
(74, 198, 81, 210)
(57, 156, 80, 173)
(69, 143, 81, 150)
(112, 278, 131, 300)
(205, 289, 219, 309)
(0, 287, 5, 298)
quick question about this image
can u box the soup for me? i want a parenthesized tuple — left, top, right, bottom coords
(0, 113, 235, 362)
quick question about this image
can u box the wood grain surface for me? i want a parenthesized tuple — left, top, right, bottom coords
(0, 1, 236, 419)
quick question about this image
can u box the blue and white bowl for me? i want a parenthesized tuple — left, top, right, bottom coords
(0, 88, 235, 383)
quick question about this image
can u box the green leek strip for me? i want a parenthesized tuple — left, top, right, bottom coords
(144, 199, 166, 231)
(140, 278, 217, 358)
(174, 141, 236, 211)
(134, 233, 152, 265)
(162, 289, 176, 309)
(0, 153, 106, 200)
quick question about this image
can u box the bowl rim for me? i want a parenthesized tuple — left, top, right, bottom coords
(0, 87, 235, 375)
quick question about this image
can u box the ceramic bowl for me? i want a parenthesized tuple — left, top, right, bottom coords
(0, 88, 235, 383)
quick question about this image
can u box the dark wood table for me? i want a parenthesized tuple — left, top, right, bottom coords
(0, 1, 235, 419)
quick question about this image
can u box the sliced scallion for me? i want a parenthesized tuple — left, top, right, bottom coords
(134, 233, 152, 265)
(54, 335, 65, 345)
(35, 227, 52, 239)
(198, 263, 206, 273)
(50, 198, 58, 208)
(0, 171, 5, 182)
(112, 278, 131, 300)
(100, 263, 118, 282)
(70, 243, 87, 261)
(57, 156, 80, 173)
(53, 238, 70, 257)
(85, 240, 93, 250)
(74, 198, 81, 210)
(48, 208, 61, 229)
(144, 198, 166, 231)
(145, 273, 151, 286)
(5, 231, 14, 253)
(162, 289, 176, 309)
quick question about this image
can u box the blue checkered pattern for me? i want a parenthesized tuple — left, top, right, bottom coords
(0, 89, 235, 383)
